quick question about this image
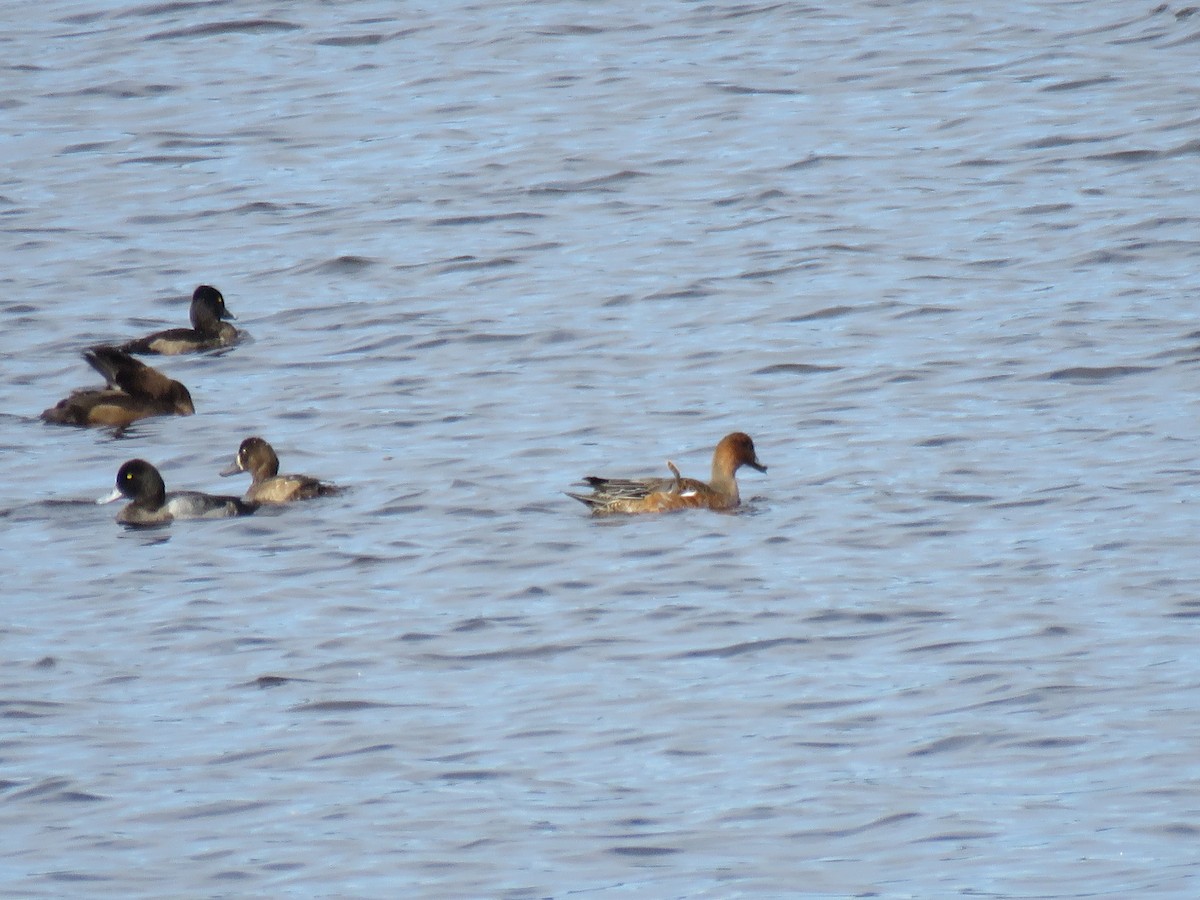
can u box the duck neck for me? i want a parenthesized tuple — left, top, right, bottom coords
(192, 309, 220, 337)
(139, 477, 167, 510)
(709, 457, 738, 502)
(259, 449, 280, 481)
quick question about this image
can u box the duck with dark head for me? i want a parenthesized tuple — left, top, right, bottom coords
(120, 285, 239, 355)
(100, 459, 257, 526)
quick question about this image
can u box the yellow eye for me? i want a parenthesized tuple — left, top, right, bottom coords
(126, 472, 133, 480)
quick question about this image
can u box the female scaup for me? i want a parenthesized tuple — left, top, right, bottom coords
(120, 285, 238, 355)
(99, 459, 257, 525)
(567, 432, 767, 515)
(41, 346, 194, 428)
(220, 436, 340, 503)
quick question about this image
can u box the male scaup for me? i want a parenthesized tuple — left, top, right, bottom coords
(120, 285, 238, 355)
(220, 436, 340, 503)
(41, 346, 194, 428)
(567, 432, 767, 515)
(99, 459, 257, 525)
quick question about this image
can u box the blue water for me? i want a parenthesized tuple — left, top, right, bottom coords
(2, 2, 1200, 896)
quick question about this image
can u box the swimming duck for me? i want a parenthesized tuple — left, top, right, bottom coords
(99, 459, 257, 525)
(220, 436, 340, 503)
(120, 285, 238, 355)
(40, 346, 195, 428)
(567, 432, 767, 515)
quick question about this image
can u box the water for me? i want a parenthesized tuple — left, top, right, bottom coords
(2, 1, 1200, 896)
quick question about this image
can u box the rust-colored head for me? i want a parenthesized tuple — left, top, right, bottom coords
(715, 432, 766, 474)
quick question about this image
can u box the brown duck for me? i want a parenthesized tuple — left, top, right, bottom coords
(120, 285, 238, 355)
(41, 346, 194, 428)
(567, 432, 767, 515)
(220, 437, 340, 503)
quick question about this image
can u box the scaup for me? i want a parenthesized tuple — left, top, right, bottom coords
(99, 459, 257, 525)
(220, 436, 340, 503)
(41, 346, 194, 428)
(120, 285, 238, 355)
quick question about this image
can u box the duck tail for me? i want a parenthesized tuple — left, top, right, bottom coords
(564, 490, 600, 509)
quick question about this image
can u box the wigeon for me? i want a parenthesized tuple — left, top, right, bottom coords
(567, 432, 767, 515)
(220, 436, 340, 503)
(120, 285, 239, 355)
(40, 346, 195, 428)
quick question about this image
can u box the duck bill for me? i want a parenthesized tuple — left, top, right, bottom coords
(749, 459, 767, 473)
(219, 462, 242, 477)
(97, 487, 124, 505)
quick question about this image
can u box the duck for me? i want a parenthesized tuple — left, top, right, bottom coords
(40, 346, 195, 428)
(120, 285, 238, 355)
(99, 459, 257, 525)
(220, 436, 340, 503)
(566, 432, 767, 515)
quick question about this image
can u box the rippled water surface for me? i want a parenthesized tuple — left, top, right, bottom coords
(3, 2, 1200, 896)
